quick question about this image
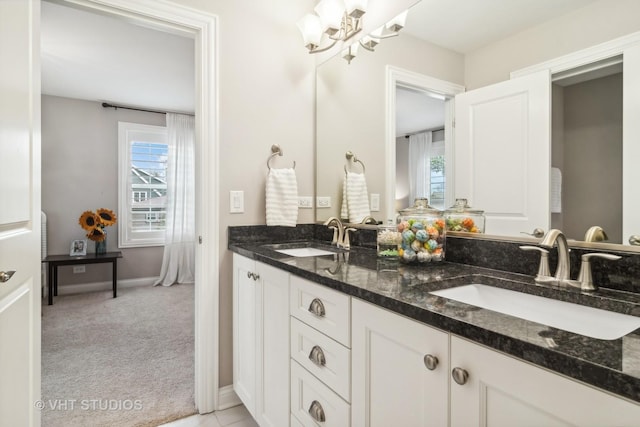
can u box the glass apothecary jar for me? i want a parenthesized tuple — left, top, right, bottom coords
(444, 198, 485, 233)
(377, 220, 401, 258)
(397, 198, 445, 263)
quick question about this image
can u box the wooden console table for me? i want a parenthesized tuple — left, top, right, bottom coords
(42, 251, 123, 305)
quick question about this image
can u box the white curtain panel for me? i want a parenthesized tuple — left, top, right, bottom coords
(155, 113, 195, 286)
(408, 131, 433, 205)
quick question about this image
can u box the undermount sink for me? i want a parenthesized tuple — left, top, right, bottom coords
(430, 284, 640, 340)
(274, 247, 337, 257)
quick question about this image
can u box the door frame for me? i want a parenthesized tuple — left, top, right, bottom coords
(54, 0, 220, 412)
(385, 65, 465, 220)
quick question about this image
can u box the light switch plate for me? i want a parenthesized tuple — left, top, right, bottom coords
(230, 190, 244, 213)
(73, 265, 85, 274)
(370, 193, 380, 211)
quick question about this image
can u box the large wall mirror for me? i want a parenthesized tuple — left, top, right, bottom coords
(316, 0, 640, 250)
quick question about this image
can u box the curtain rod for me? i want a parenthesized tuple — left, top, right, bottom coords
(404, 126, 445, 138)
(101, 102, 195, 117)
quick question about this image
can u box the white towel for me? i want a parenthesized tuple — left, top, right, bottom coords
(551, 167, 562, 213)
(340, 171, 371, 223)
(266, 168, 298, 227)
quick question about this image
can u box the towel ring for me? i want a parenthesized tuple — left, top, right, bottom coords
(267, 144, 296, 170)
(344, 150, 365, 174)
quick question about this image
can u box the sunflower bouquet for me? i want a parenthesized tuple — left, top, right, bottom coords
(79, 208, 117, 242)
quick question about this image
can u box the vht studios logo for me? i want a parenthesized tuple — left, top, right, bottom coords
(34, 399, 143, 411)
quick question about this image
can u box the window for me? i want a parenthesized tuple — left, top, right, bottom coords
(118, 122, 168, 247)
(429, 139, 446, 210)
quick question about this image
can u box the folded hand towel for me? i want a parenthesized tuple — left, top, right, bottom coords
(266, 168, 298, 227)
(340, 171, 371, 223)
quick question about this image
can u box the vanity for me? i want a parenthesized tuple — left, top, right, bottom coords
(230, 226, 640, 427)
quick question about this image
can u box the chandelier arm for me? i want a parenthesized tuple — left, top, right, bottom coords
(358, 40, 375, 52)
(368, 32, 400, 40)
(308, 38, 339, 54)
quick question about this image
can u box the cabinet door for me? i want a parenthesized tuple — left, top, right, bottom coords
(233, 254, 257, 417)
(255, 261, 290, 427)
(351, 299, 449, 427)
(450, 336, 640, 427)
(455, 70, 550, 236)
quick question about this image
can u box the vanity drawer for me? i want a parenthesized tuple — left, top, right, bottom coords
(290, 276, 350, 347)
(291, 360, 350, 427)
(291, 317, 351, 402)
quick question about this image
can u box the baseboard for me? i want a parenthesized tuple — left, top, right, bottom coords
(52, 277, 160, 296)
(217, 385, 242, 411)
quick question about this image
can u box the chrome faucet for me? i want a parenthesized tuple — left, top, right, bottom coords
(539, 229, 571, 284)
(323, 217, 356, 249)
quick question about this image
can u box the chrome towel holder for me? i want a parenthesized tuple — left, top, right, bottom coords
(344, 150, 365, 174)
(267, 144, 296, 170)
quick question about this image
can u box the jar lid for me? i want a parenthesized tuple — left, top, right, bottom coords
(445, 198, 484, 214)
(399, 198, 442, 215)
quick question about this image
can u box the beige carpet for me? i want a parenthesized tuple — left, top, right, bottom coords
(41, 283, 197, 427)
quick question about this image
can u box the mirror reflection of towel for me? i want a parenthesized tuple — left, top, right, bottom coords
(266, 168, 298, 227)
(340, 172, 371, 223)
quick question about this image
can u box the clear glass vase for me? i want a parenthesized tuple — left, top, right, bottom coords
(95, 233, 107, 255)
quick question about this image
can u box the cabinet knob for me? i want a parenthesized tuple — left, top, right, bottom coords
(308, 298, 326, 317)
(423, 354, 439, 371)
(246, 271, 252, 279)
(252, 273, 260, 281)
(308, 400, 326, 422)
(0, 270, 15, 283)
(309, 345, 327, 367)
(452, 367, 469, 385)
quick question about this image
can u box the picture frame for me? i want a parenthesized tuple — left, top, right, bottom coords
(70, 239, 87, 256)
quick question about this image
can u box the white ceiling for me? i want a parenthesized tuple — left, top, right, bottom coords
(41, 1, 195, 113)
(403, 0, 599, 54)
(396, 87, 445, 137)
(40, 0, 599, 116)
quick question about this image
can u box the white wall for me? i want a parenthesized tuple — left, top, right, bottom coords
(464, 0, 640, 89)
(41, 95, 165, 286)
(168, 0, 317, 387)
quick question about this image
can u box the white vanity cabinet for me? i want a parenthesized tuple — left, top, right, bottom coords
(351, 298, 640, 427)
(351, 299, 449, 427)
(450, 336, 640, 427)
(232, 254, 290, 427)
(289, 275, 352, 427)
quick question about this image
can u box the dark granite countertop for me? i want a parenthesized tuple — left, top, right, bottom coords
(230, 240, 640, 403)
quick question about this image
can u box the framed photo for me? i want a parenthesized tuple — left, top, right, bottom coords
(70, 239, 87, 256)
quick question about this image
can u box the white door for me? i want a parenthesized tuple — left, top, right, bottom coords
(455, 70, 551, 236)
(450, 336, 640, 427)
(351, 299, 449, 427)
(623, 44, 640, 244)
(0, 0, 41, 426)
(232, 254, 257, 417)
(255, 262, 290, 427)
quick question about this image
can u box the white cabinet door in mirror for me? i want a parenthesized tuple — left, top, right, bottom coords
(454, 70, 551, 237)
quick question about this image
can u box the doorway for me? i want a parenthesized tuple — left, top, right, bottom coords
(40, 0, 219, 415)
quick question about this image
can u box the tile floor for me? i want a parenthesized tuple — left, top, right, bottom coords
(160, 404, 258, 427)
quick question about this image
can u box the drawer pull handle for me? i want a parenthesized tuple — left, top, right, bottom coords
(309, 345, 327, 367)
(308, 400, 326, 422)
(308, 298, 326, 317)
(452, 367, 469, 385)
(424, 354, 439, 371)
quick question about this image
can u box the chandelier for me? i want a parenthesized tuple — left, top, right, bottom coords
(297, 0, 408, 63)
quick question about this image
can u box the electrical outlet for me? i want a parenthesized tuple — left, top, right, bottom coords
(73, 265, 86, 274)
(370, 193, 380, 211)
(316, 196, 331, 208)
(298, 196, 313, 208)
